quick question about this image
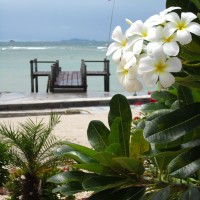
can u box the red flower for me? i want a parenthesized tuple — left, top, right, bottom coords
(133, 116, 140, 120)
(150, 98, 157, 103)
(147, 91, 152, 95)
(62, 167, 69, 172)
(135, 102, 142, 106)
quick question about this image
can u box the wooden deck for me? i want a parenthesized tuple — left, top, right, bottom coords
(30, 58, 110, 93)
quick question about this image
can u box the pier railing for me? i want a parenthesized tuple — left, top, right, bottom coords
(83, 58, 110, 92)
(30, 58, 59, 92)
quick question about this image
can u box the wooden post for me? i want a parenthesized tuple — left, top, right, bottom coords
(30, 60, 34, 92)
(104, 58, 110, 92)
(34, 58, 39, 92)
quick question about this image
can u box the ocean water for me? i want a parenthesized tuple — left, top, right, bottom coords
(0, 41, 148, 95)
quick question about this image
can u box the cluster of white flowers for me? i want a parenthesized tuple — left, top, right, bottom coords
(106, 7, 200, 92)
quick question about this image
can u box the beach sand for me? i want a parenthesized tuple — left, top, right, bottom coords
(0, 107, 141, 147)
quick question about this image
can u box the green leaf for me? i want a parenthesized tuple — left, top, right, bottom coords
(74, 163, 117, 176)
(105, 143, 123, 156)
(144, 103, 200, 143)
(87, 186, 145, 200)
(61, 151, 96, 164)
(129, 129, 149, 160)
(151, 91, 177, 102)
(109, 117, 121, 144)
(151, 186, 170, 200)
(59, 181, 83, 196)
(144, 148, 187, 172)
(168, 145, 200, 178)
(141, 102, 169, 113)
(47, 171, 89, 184)
(108, 94, 132, 156)
(58, 141, 97, 159)
(113, 157, 144, 176)
(82, 176, 127, 192)
(94, 152, 125, 174)
(87, 120, 110, 152)
(180, 187, 200, 200)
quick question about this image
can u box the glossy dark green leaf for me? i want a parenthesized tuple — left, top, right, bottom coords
(47, 171, 89, 184)
(87, 186, 145, 200)
(63, 151, 97, 164)
(144, 148, 187, 172)
(59, 181, 83, 196)
(168, 145, 200, 178)
(94, 152, 125, 174)
(129, 129, 149, 160)
(108, 94, 132, 156)
(105, 143, 123, 156)
(151, 91, 177, 102)
(146, 109, 172, 121)
(109, 117, 121, 144)
(74, 163, 117, 176)
(87, 120, 110, 152)
(144, 103, 200, 143)
(151, 186, 170, 200)
(180, 187, 200, 200)
(82, 176, 127, 192)
(113, 157, 144, 176)
(141, 102, 169, 113)
(59, 141, 97, 159)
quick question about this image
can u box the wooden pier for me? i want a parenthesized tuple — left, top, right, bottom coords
(30, 58, 110, 93)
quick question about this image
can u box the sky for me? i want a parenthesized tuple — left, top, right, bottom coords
(0, 0, 166, 42)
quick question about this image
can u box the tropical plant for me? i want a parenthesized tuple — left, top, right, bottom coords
(0, 114, 67, 200)
(48, 0, 200, 199)
(0, 142, 11, 188)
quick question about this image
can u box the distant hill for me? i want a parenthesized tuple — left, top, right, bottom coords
(61, 38, 107, 44)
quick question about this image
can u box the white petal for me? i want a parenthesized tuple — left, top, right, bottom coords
(181, 12, 197, 24)
(160, 7, 181, 16)
(176, 30, 192, 45)
(121, 77, 143, 92)
(143, 71, 158, 87)
(146, 42, 162, 56)
(112, 49, 122, 63)
(165, 12, 180, 23)
(159, 72, 175, 88)
(124, 56, 137, 69)
(133, 39, 143, 54)
(166, 57, 182, 72)
(139, 57, 155, 72)
(146, 14, 162, 24)
(106, 42, 121, 56)
(112, 26, 125, 43)
(163, 42, 179, 56)
(128, 20, 144, 36)
(152, 46, 167, 62)
(187, 22, 200, 36)
(126, 18, 133, 25)
(164, 22, 177, 35)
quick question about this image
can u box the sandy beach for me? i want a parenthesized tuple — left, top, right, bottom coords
(0, 106, 141, 147)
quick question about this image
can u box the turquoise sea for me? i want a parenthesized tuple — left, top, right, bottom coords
(0, 41, 148, 95)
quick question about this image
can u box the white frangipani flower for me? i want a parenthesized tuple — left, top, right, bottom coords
(147, 26, 179, 56)
(106, 26, 128, 63)
(117, 56, 143, 92)
(138, 46, 182, 88)
(126, 20, 155, 54)
(165, 12, 200, 45)
(146, 6, 181, 25)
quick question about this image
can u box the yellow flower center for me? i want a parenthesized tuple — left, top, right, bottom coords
(142, 31, 148, 38)
(155, 61, 166, 73)
(123, 69, 129, 75)
(164, 35, 174, 43)
(121, 40, 126, 47)
(177, 21, 187, 30)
